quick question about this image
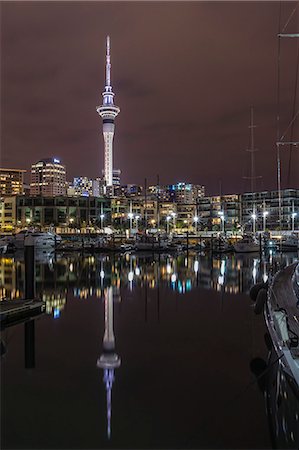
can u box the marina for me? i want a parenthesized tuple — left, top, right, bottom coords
(1, 248, 299, 448)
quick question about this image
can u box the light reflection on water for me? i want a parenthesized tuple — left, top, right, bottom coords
(0, 250, 298, 316)
(1, 250, 299, 448)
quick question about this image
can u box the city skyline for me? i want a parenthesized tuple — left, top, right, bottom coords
(1, 1, 298, 195)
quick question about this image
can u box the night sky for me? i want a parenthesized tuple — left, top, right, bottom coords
(1, 1, 298, 195)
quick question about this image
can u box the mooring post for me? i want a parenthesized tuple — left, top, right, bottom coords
(25, 320, 35, 369)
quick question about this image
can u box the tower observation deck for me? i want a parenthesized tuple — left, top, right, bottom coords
(96, 36, 120, 189)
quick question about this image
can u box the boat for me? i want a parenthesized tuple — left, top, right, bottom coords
(211, 236, 232, 253)
(233, 235, 260, 253)
(250, 348, 299, 449)
(264, 263, 299, 387)
(252, 263, 299, 388)
(134, 234, 170, 251)
(13, 230, 62, 249)
(275, 234, 299, 252)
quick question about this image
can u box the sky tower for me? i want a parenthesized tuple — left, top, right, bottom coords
(97, 286, 121, 440)
(97, 36, 120, 190)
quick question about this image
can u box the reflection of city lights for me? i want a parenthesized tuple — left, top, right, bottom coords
(100, 270, 105, 279)
(263, 273, 268, 283)
(218, 275, 224, 286)
(194, 260, 199, 273)
(171, 273, 177, 283)
(69, 263, 74, 272)
(135, 267, 140, 276)
(220, 260, 226, 276)
(53, 308, 60, 319)
(166, 264, 171, 274)
(128, 271, 134, 282)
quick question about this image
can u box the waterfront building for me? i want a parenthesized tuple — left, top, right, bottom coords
(15, 195, 111, 229)
(0, 168, 26, 195)
(149, 182, 205, 204)
(97, 36, 120, 193)
(240, 189, 299, 231)
(30, 158, 66, 197)
(0, 196, 16, 232)
(197, 195, 242, 231)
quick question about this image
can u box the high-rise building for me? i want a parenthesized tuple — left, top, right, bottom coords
(72, 177, 93, 197)
(97, 36, 120, 191)
(30, 158, 66, 197)
(0, 168, 26, 195)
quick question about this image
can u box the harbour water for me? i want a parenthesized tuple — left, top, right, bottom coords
(1, 250, 299, 449)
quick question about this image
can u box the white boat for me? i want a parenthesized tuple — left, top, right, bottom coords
(13, 230, 62, 249)
(275, 234, 298, 252)
(134, 234, 170, 251)
(264, 263, 299, 388)
(233, 235, 260, 253)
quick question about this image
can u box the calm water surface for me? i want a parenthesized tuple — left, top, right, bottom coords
(1, 250, 299, 449)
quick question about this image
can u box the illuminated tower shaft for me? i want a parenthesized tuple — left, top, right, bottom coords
(97, 36, 120, 188)
(97, 286, 120, 439)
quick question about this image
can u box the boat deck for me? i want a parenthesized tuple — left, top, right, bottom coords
(270, 263, 299, 355)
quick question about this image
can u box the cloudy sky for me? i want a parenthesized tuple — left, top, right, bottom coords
(1, 1, 298, 195)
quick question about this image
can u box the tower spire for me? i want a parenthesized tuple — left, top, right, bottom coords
(97, 36, 120, 190)
(106, 35, 111, 88)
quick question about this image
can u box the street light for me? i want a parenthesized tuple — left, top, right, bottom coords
(218, 211, 224, 233)
(291, 212, 297, 232)
(100, 213, 105, 230)
(251, 213, 257, 234)
(263, 211, 268, 233)
(128, 212, 134, 235)
(166, 215, 171, 234)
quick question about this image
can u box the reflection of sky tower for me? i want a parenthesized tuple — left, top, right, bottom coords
(97, 36, 120, 189)
(97, 286, 120, 440)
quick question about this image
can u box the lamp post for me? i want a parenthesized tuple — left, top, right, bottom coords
(263, 211, 268, 233)
(128, 212, 134, 236)
(166, 216, 171, 234)
(100, 214, 105, 231)
(292, 212, 297, 232)
(251, 213, 257, 235)
(193, 216, 199, 234)
(135, 215, 140, 232)
(218, 211, 224, 234)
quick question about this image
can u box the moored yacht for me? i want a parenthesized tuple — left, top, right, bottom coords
(275, 234, 299, 252)
(13, 230, 62, 249)
(233, 235, 260, 253)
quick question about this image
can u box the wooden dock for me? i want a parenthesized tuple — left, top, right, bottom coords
(0, 299, 45, 329)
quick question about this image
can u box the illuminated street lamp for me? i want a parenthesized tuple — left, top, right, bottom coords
(128, 212, 134, 235)
(100, 213, 105, 230)
(218, 211, 224, 233)
(262, 211, 268, 233)
(292, 212, 297, 232)
(251, 213, 257, 234)
(166, 216, 171, 234)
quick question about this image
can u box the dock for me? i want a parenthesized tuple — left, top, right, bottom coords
(0, 299, 45, 329)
